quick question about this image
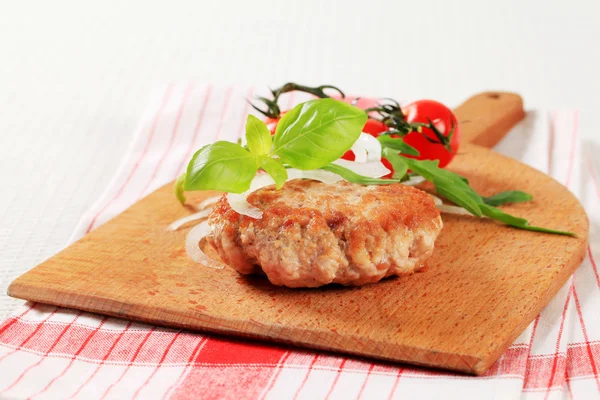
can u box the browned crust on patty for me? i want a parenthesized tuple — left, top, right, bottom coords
(207, 179, 442, 287)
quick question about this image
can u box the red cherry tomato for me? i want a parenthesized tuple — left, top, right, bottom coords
(341, 150, 355, 161)
(362, 118, 389, 137)
(401, 100, 460, 168)
(265, 111, 287, 135)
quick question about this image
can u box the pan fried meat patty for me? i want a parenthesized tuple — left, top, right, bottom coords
(206, 179, 442, 288)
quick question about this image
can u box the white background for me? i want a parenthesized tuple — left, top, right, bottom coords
(0, 0, 599, 318)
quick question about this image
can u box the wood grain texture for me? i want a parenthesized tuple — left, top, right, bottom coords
(8, 92, 588, 375)
(455, 92, 526, 148)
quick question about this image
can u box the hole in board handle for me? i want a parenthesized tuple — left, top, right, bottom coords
(487, 93, 501, 99)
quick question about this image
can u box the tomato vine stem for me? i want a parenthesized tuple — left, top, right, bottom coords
(250, 83, 452, 151)
(250, 83, 345, 119)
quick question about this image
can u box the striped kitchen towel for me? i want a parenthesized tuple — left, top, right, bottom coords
(0, 83, 598, 399)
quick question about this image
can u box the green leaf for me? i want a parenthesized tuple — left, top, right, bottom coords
(401, 157, 574, 236)
(402, 158, 483, 217)
(320, 163, 400, 185)
(382, 148, 408, 179)
(378, 136, 420, 156)
(273, 98, 367, 169)
(483, 191, 533, 206)
(261, 157, 288, 189)
(184, 141, 258, 193)
(174, 173, 186, 204)
(433, 177, 483, 217)
(245, 114, 272, 155)
(480, 204, 575, 236)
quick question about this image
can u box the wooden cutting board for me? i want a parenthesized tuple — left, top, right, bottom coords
(8, 92, 588, 375)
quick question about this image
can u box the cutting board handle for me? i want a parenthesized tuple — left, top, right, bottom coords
(453, 92, 525, 148)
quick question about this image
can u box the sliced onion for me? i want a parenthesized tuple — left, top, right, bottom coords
(402, 175, 426, 186)
(429, 194, 443, 207)
(332, 159, 390, 178)
(428, 193, 472, 216)
(227, 194, 264, 219)
(185, 221, 225, 269)
(168, 209, 211, 231)
(198, 196, 220, 210)
(438, 204, 473, 216)
(226, 173, 275, 219)
(286, 168, 344, 184)
(168, 195, 221, 231)
(350, 132, 382, 163)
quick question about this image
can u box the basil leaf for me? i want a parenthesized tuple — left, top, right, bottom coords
(378, 136, 420, 156)
(184, 141, 258, 193)
(382, 148, 408, 179)
(483, 191, 533, 206)
(273, 99, 367, 169)
(245, 115, 272, 156)
(480, 204, 575, 236)
(174, 173, 186, 204)
(261, 157, 288, 189)
(402, 158, 483, 217)
(320, 163, 400, 185)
